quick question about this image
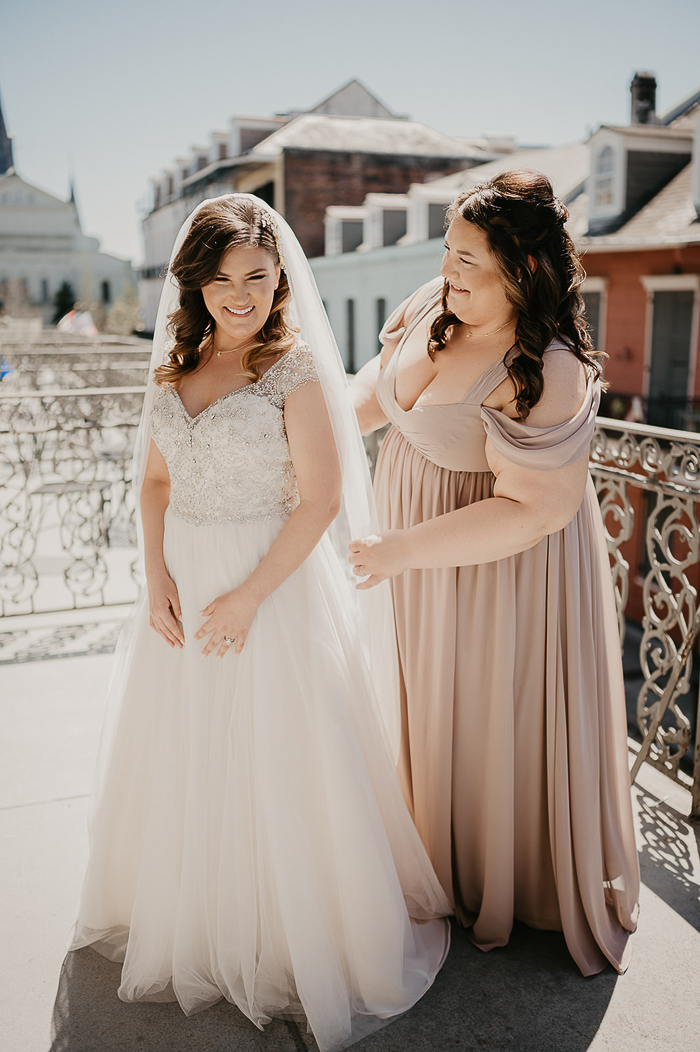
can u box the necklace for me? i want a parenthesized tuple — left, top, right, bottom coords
(215, 345, 245, 358)
(464, 319, 512, 339)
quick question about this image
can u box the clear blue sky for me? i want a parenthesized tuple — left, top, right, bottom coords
(2, 0, 698, 264)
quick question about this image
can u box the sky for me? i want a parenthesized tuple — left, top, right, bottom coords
(2, 0, 699, 265)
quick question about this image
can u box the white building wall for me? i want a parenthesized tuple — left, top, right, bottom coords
(0, 174, 135, 324)
(310, 239, 445, 371)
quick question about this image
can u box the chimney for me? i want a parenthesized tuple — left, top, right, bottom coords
(630, 71, 657, 125)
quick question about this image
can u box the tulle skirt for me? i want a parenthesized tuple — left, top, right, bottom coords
(71, 509, 450, 1052)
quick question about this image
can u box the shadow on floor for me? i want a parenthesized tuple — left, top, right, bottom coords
(50, 924, 618, 1052)
(634, 787, 700, 931)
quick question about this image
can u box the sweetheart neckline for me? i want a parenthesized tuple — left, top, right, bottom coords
(167, 345, 300, 423)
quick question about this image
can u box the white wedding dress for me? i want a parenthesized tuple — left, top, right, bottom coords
(71, 342, 450, 1052)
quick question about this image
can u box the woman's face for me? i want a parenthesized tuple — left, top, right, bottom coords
(440, 216, 515, 331)
(201, 244, 280, 349)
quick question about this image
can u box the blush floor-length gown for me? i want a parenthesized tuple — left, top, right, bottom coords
(373, 285, 640, 977)
(70, 344, 451, 1052)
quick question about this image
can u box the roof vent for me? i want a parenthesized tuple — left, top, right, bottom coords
(630, 71, 657, 125)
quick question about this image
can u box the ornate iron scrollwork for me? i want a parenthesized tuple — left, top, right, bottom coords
(591, 419, 700, 815)
(0, 386, 145, 615)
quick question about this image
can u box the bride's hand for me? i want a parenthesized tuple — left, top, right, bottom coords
(349, 531, 409, 589)
(147, 569, 184, 648)
(195, 588, 259, 657)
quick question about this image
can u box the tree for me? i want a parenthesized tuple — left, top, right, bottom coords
(52, 281, 76, 324)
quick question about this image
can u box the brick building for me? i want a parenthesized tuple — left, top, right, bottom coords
(140, 80, 490, 331)
(572, 79, 700, 428)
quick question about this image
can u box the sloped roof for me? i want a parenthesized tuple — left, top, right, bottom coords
(252, 113, 488, 160)
(577, 163, 700, 250)
(423, 142, 590, 203)
(661, 85, 700, 130)
(307, 79, 398, 120)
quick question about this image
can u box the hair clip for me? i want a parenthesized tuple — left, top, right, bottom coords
(259, 210, 286, 270)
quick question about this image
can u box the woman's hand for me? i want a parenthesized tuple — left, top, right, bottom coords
(349, 531, 410, 589)
(147, 569, 184, 648)
(195, 588, 260, 657)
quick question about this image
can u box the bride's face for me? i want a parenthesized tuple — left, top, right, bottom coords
(201, 244, 281, 349)
(440, 216, 516, 332)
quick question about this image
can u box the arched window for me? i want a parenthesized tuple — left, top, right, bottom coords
(594, 145, 615, 207)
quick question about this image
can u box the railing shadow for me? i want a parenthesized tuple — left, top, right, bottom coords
(51, 925, 618, 1052)
(633, 787, 700, 931)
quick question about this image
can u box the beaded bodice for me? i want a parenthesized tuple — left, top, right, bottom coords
(150, 343, 318, 526)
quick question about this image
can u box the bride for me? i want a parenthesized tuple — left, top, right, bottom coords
(69, 195, 450, 1052)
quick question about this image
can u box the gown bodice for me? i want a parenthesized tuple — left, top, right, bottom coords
(375, 282, 599, 474)
(150, 343, 318, 527)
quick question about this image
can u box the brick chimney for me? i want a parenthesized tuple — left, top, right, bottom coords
(630, 71, 657, 125)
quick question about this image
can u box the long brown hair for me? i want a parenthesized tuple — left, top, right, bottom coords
(428, 170, 604, 419)
(154, 197, 296, 386)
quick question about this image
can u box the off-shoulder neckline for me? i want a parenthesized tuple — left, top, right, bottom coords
(480, 365, 595, 434)
(167, 341, 309, 424)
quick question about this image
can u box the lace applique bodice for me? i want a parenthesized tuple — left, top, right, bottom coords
(150, 343, 319, 526)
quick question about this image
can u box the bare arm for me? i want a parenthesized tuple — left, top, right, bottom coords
(352, 354, 387, 435)
(141, 439, 184, 647)
(196, 379, 341, 655)
(351, 281, 438, 435)
(350, 352, 590, 585)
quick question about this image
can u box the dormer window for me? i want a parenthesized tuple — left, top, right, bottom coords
(587, 125, 691, 235)
(594, 146, 614, 207)
(324, 206, 366, 255)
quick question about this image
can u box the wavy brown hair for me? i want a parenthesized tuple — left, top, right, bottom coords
(428, 170, 604, 420)
(154, 197, 296, 386)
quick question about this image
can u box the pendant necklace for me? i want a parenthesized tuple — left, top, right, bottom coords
(464, 319, 511, 340)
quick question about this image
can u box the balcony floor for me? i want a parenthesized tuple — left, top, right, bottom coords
(1, 610, 699, 1052)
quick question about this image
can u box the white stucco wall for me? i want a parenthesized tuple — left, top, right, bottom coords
(0, 174, 134, 324)
(310, 239, 445, 370)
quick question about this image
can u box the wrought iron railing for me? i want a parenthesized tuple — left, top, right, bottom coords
(0, 386, 145, 616)
(591, 418, 700, 818)
(1, 384, 699, 813)
(0, 337, 151, 392)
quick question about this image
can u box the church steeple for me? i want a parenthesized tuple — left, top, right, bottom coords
(0, 87, 15, 175)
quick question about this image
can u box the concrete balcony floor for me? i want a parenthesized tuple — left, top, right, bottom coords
(1, 609, 699, 1052)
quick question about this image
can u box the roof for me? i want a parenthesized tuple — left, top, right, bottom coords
(576, 162, 700, 251)
(251, 113, 489, 160)
(661, 85, 700, 130)
(306, 79, 399, 120)
(594, 123, 693, 143)
(423, 141, 590, 203)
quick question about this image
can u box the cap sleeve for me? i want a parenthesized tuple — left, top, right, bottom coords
(259, 342, 319, 408)
(480, 374, 599, 471)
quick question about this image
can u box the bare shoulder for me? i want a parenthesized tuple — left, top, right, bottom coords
(526, 348, 589, 428)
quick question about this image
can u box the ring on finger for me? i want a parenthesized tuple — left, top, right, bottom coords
(223, 636, 235, 646)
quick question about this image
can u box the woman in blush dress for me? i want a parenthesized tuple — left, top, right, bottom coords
(350, 171, 640, 976)
(70, 195, 450, 1052)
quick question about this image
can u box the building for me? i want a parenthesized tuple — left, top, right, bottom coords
(0, 90, 135, 327)
(574, 76, 700, 429)
(140, 80, 491, 331)
(311, 73, 700, 394)
(311, 140, 589, 370)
